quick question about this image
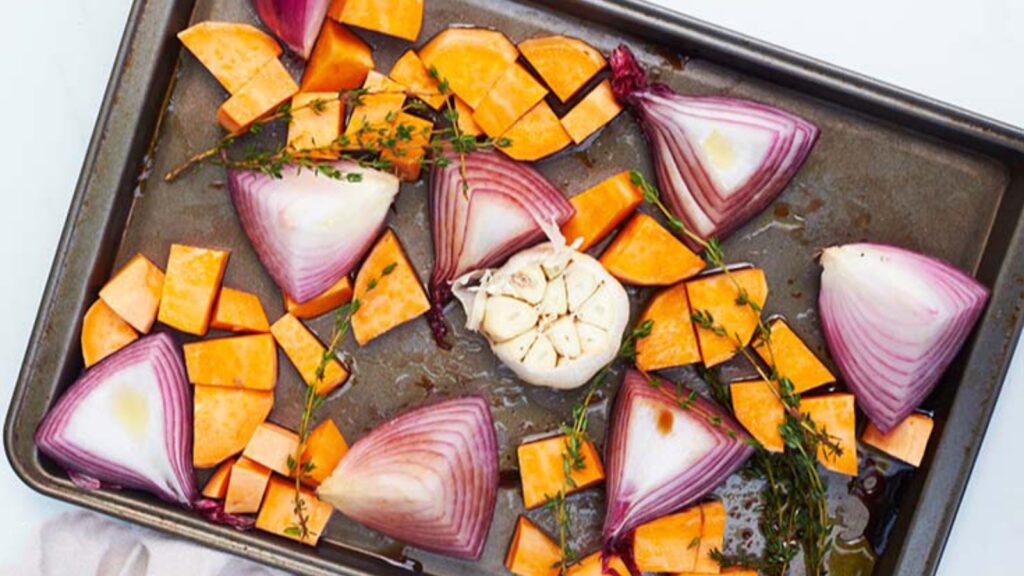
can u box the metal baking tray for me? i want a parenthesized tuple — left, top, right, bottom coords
(6, 0, 1024, 574)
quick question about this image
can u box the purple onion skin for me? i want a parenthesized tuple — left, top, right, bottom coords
(35, 333, 198, 508)
(251, 0, 331, 60)
(602, 370, 753, 562)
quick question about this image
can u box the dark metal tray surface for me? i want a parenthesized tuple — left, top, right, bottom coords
(6, 0, 1024, 574)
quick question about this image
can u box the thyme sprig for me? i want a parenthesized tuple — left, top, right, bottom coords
(632, 169, 840, 575)
(284, 262, 396, 540)
(545, 320, 654, 574)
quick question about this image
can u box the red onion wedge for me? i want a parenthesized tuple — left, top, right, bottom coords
(428, 150, 575, 344)
(602, 370, 753, 559)
(819, 243, 988, 432)
(251, 0, 331, 60)
(35, 333, 198, 507)
(229, 162, 400, 304)
(317, 397, 499, 559)
(610, 45, 819, 245)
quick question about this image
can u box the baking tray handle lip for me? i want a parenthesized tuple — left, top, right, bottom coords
(3, 0, 152, 491)
(589, 0, 1024, 148)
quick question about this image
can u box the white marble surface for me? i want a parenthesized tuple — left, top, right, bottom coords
(2, 0, 1021, 573)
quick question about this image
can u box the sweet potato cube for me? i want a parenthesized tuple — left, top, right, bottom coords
(342, 72, 407, 151)
(862, 413, 934, 467)
(800, 393, 858, 476)
(686, 267, 768, 367)
(217, 58, 299, 133)
(157, 244, 229, 336)
(454, 97, 483, 137)
(328, 0, 423, 41)
(561, 171, 644, 252)
(389, 50, 446, 110)
(695, 501, 726, 573)
(301, 19, 374, 92)
(284, 276, 354, 320)
(99, 253, 164, 333)
(472, 63, 549, 138)
(81, 300, 138, 368)
(242, 422, 300, 476)
(287, 92, 343, 159)
(300, 419, 349, 486)
(419, 28, 519, 108)
(379, 112, 434, 182)
(633, 506, 702, 572)
(753, 318, 835, 394)
(499, 101, 572, 162)
(184, 334, 277, 391)
(635, 284, 701, 372)
(352, 230, 430, 345)
(211, 287, 270, 333)
(202, 457, 236, 499)
(560, 80, 622, 144)
(600, 213, 706, 286)
(256, 476, 334, 545)
(193, 386, 274, 468)
(505, 516, 560, 576)
(224, 457, 272, 514)
(270, 314, 349, 395)
(730, 380, 785, 453)
(518, 35, 607, 102)
(517, 435, 605, 509)
(566, 552, 629, 576)
(178, 22, 282, 94)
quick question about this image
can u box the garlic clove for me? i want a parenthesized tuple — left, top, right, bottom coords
(565, 262, 599, 312)
(482, 296, 539, 343)
(508, 264, 547, 305)
(539, 275, 568, 317)
(493, 330, 539, 363)
(576, 321, 610, 356)
(545, 315, 582, 359)
(523, 333, 558, 370)
(576, 283, 616, 330)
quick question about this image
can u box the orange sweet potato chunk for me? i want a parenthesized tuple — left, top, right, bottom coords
(517, 435, 605, 509)
(286, 92, 343, 159)
(566, 552, 629, 576)
(301, 19, 373, 92)
(454, 97, 483, 137)
(800, 393, 858, 476)
(178, 22, 282, 94)
(560, 80, 622, 144)
(753, 318, 835, 394)
(686, 267, 768, 367)
(284, 276, 354, 320)
(211, 287, 271, 333)
(342, 72, 407, 150)
(256, 476, 334, 545)
(217, 58, 299, 133)
(193, 385, 274, 468)
(561, 171, 644, 252)
(157, 244, 229, 336)
(242, 422, 300, 476)
(472, 63, 549, 138)
(224, 457, 272, 514)
(862, 413, 934, 467)
(505, 516, 561, 576)
(352, 230, 430, 345)
(730, 380, 785, 453)
(518, 35, 607, 102)
(300, 419, 349, 486)
(695, 501, 726, 573)
(419, 28, 519, 108)
(270, 314, 349, 395)
(99, 253, 164, 334)
(380, 112, 434, 182)
(184, 334, 278, 391)
(633, 506, 702, 573)
(600, 213, 706, 286)
(328, 0, 423, 42)
(81, 300, 138, 368)
(636, 284, 701, 372)
(202, 457, 236, 499)
(389, 50, 446, 110)
(499, 101, 572, 162)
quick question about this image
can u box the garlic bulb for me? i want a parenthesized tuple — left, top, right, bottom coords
(454, 241, 630, 389)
